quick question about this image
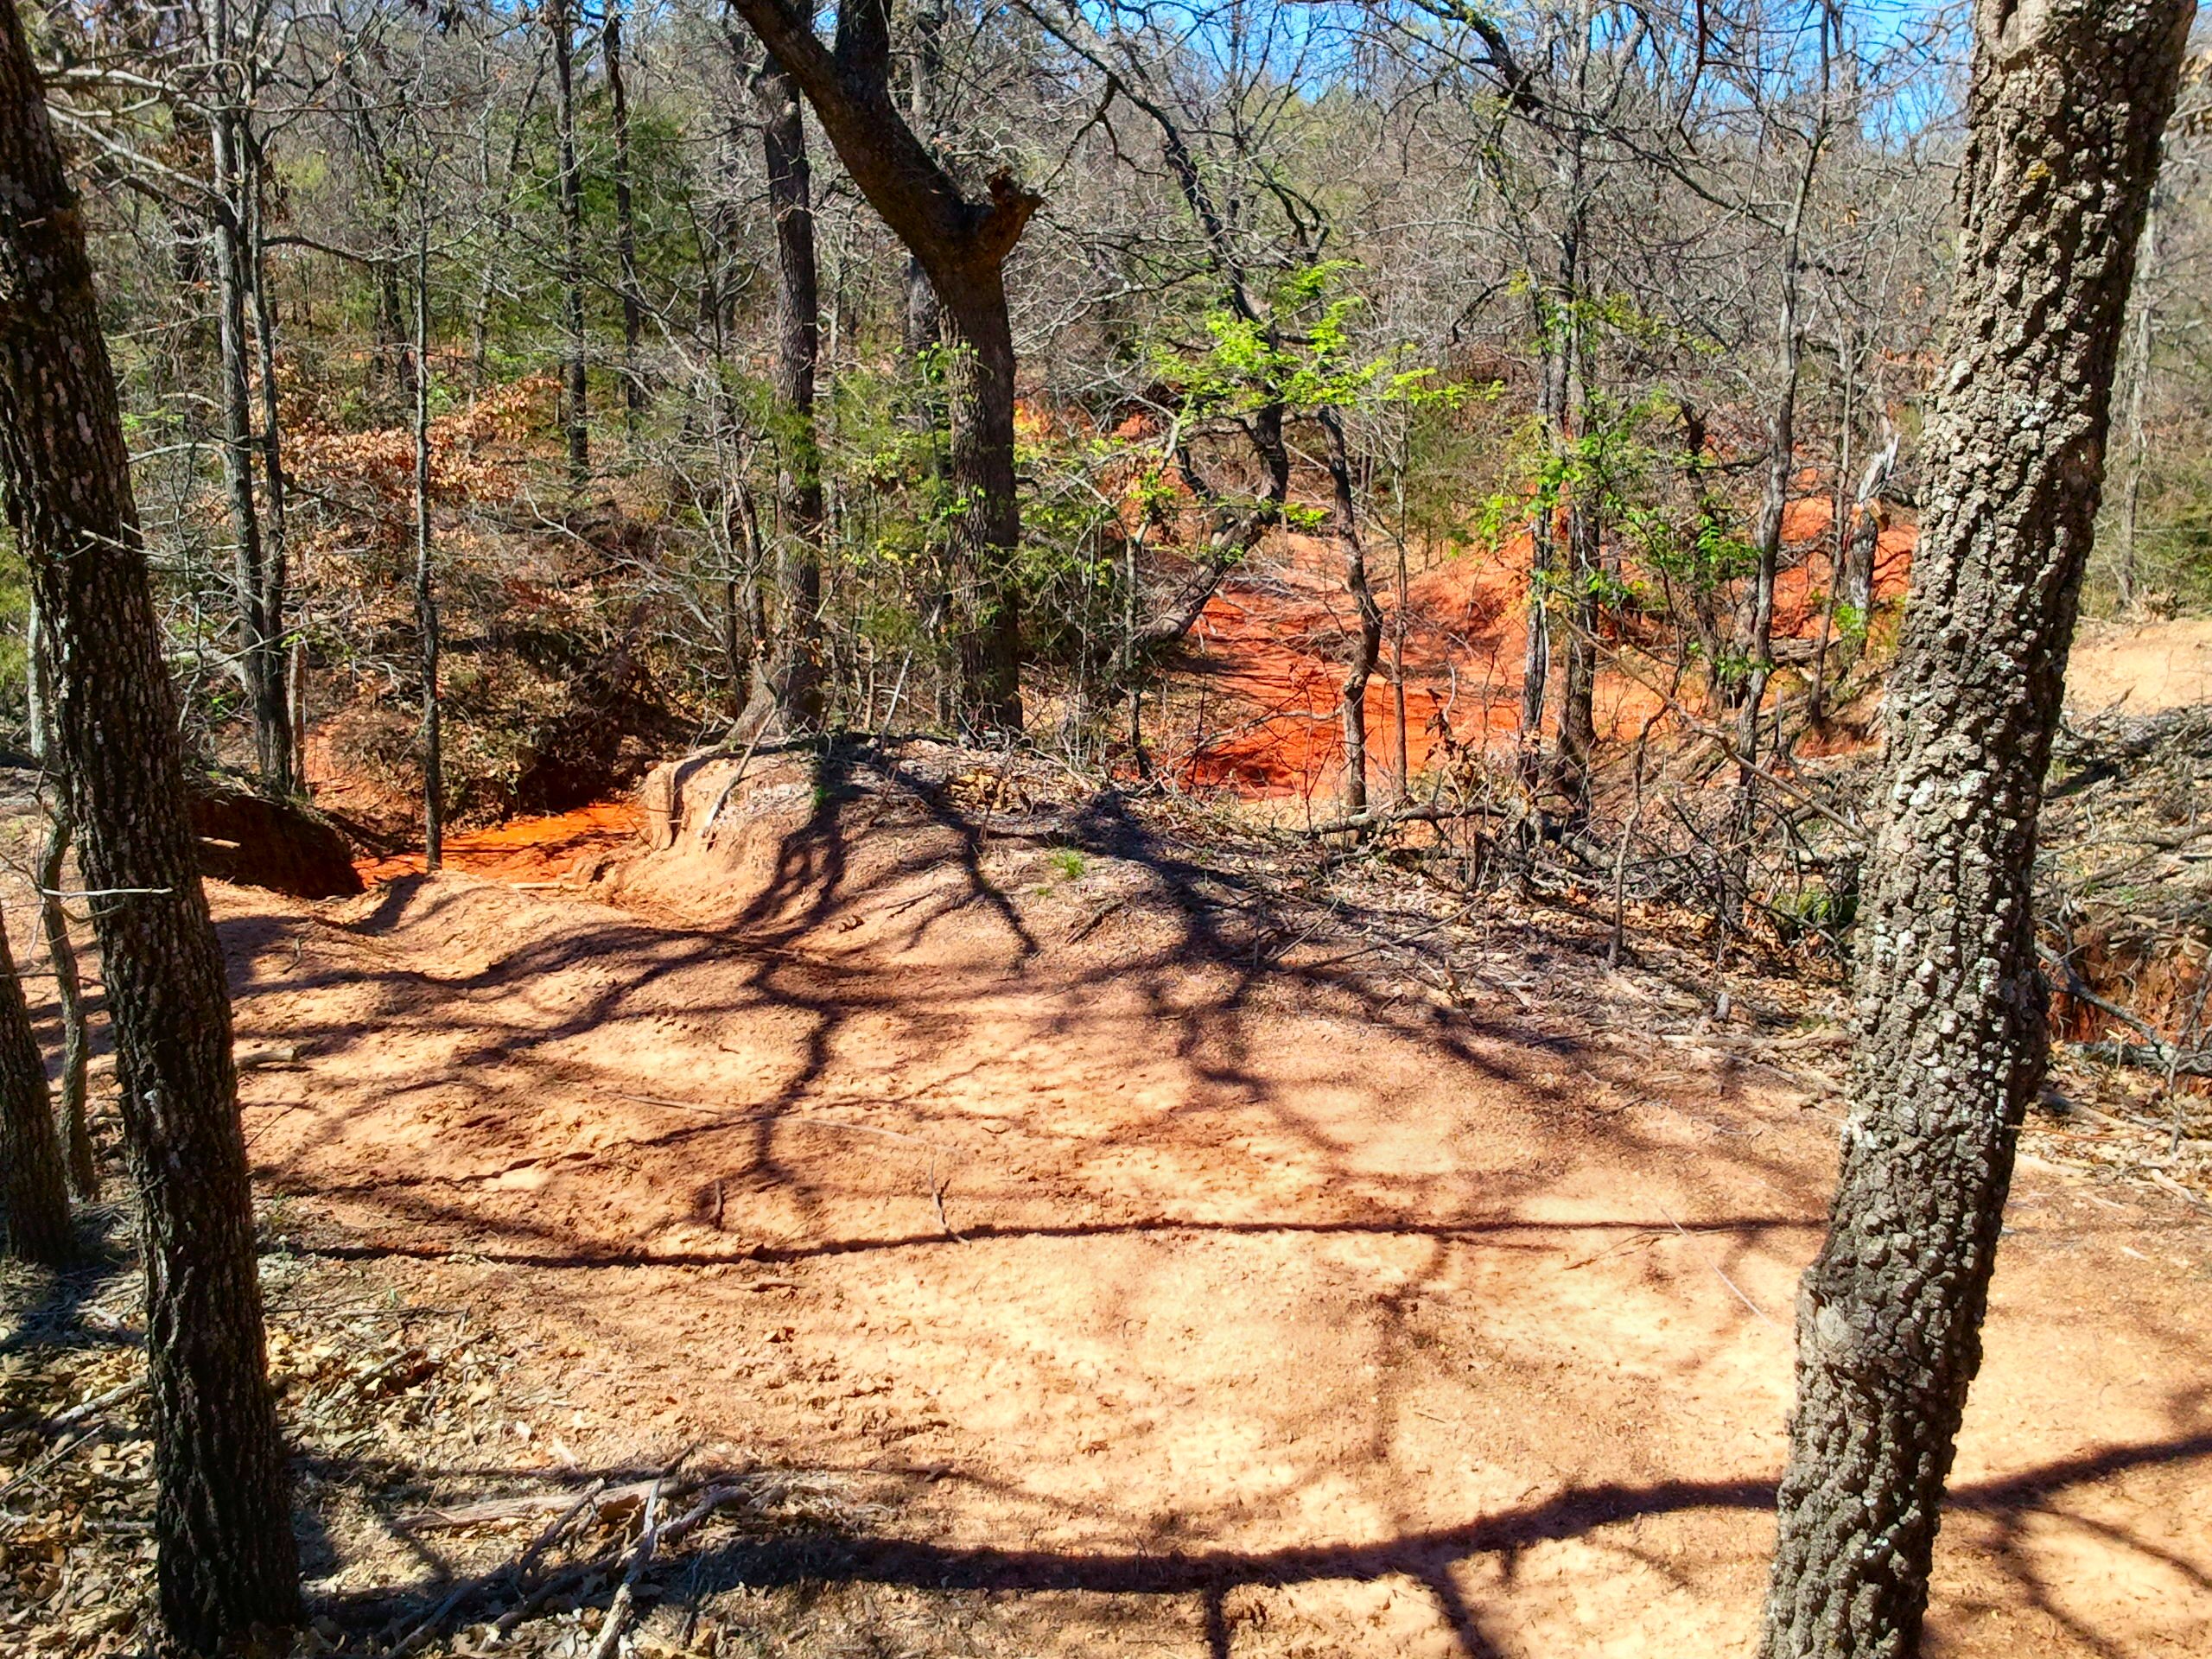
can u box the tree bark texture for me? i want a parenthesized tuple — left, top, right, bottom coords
(1759, 5, 2192, 1656)
(752, 48, 827, 730)
(0, 912, 70, 1265)
(0, 3, 302, 1641)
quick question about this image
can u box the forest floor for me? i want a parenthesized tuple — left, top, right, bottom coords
(10, 738, 2206, 1658)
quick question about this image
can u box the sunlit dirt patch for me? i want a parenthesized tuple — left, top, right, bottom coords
(356, 802, 644, 887)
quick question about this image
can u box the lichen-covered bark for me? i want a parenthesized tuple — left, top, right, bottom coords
(0, 0, 301, 1644)
(1760, 3, 2192, 1656)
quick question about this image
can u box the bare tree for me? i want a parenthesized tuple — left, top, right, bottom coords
(550, 0, 591, 484)
(1761, 3, 2193, 1654)
(607, 0, 646, 435)
(747, 41, 828, 729)
(728, 0, 1039, 729)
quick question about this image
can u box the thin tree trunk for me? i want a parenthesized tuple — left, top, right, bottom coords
(726, 0, 1038, 733)
(207, 0, 290, 791)
(0, 912, 70, 1265)
(0, 4, 302, 1637)
(1323, 408, 1381, 820)
(1519, 337, 1565, 799)
(2115, 203, 2158, 613)
(902, 0, 946, 359)
(412, 225, 443, 871)
(27, 601, 93, 1198)
(245, 125, 293, 796)
(1810, 338, 1859, 728)
(1760, 5, 2191, 1654)
(1726, 133, 1819, 935)
(1838, 428, 1897, 672)
(1556, 494, 1600, 816)
(1675, 401, 1730, 689)
(606, 4, 645, 437)
(753, 48, 825, 729)
(35, 810, 95, 1198)
(550, 0, 589, 486)
(1393, 527, 1410, 802)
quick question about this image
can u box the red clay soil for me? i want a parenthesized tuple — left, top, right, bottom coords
(1181, 512, 1915, 802)
(222, 760, 2211, 1658)
(354, 801, 644, 885)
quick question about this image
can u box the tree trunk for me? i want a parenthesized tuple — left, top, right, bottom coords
(35, 809, 96, 1199)
(0, 3, 302, 1640)
(753, 48, 826, 730)
(207, 0, 292, 793)
(941, 282, 1023, 730)
(1519, 337, 1565, 800)
(413, 226, 444, 870)
(1725, 138, 1816, 936)
(2115, 203, 2158, 613)
(0, 913, 71, 1266)
(902, 0, 946, 359)
(1323, 409, 1381, 819)
(606, 4, 645, 437)
(1556, 494, 1599, 816)
(1759, 5, 2191, 1655)
(28, 602, 95, 1198)
(245, 125, 295, 798)
(550, 0, 589, 486)
(1838, 429, 1897, 672)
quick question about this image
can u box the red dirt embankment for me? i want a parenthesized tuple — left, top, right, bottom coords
(1181, 510, 1915, 801)
(355, 801, 643, 886)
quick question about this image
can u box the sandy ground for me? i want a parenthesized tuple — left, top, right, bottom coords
(206, 751, 2212, 1659)
(2068, 616, 2212, 715)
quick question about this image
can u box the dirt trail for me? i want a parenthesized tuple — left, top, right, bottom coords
(224, 752, 2210, 1657)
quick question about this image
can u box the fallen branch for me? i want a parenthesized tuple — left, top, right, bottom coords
(586, 1454, 683, 1659)
(0, 1429, 93, 1498)
(38, 1376, 143, 1434)
(401, 1476, 658, 1533)
(2069, 1039, 2212, 1077)
(1299, 799, 1506, 839)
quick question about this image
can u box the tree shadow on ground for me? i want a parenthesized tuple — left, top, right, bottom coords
(188, 739, 2212, 1656)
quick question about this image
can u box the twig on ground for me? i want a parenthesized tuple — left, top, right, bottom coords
(37, 1376, 143, 1434)
(1658, 1203, 1779, 1330)
(0, 1429, 94, 1499)
(585, 1452, 686, 1659)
